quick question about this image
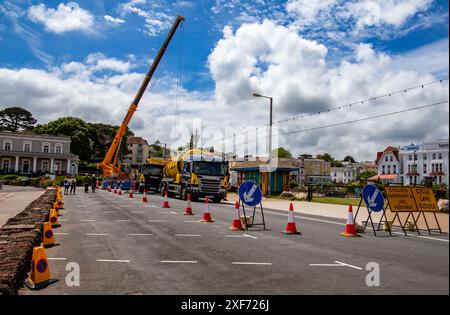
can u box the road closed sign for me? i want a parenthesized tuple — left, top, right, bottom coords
(411, 187, 439, 212)
(384, 186, 416, 212)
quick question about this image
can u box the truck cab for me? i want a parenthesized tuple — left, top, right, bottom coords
(139, 158, 167, 193)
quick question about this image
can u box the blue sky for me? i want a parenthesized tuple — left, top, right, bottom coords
(0, 0, 449, 160)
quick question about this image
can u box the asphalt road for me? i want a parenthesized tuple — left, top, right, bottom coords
(22, 189, 449, 295)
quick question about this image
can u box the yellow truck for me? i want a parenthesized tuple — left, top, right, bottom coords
(160, 148, 229, 203)
(138, 158, 168, 193)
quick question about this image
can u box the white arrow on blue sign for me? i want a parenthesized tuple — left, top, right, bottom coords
(362, 184, 385, 213)
(238, 181, 263, 207)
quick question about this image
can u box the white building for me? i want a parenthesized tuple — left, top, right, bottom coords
(371, 146, 402, 184)
(400, 139, 449, 186)
(331, 163, 359, 184)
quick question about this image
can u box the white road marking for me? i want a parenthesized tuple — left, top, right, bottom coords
(54, 233, 68, 235)
(417, 236, 449, 243)
(392, 231, 415, 237)
(243, 234, 258, 239)
(310, 261, 362, 271)
(114, 219, 132, 222)
(158, 211, 176, 214)
(104, 211, 119, 213)
(148, 220, 167, 223)
(232, 262, 272, 266)
(96, 259, 130, 263)
(59, 219, 68, 222)
(175, 234, 201, 237)
(263, 210, 345, 226)
(226, 235, 247, 238)
(128, 234, 154, 236)
(47, 258, 67, 261)
(86, 233, 109, 236)
(161, 260, 198, 264)
(334, 261, 363, 270)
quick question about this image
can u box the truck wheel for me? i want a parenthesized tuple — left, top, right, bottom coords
(181, 186, 188, 201)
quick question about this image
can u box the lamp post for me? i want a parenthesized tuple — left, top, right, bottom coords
(253, 93, 273, 197)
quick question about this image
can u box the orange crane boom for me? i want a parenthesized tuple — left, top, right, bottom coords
(97, 15, 185, 177)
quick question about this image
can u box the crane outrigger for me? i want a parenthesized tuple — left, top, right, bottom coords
(97, 15, 185, 178)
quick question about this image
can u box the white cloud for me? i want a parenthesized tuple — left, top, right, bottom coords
(104, 15, 125, 24)
(346, 0, 433, 32)
(27, 2, 94, 34)
(118, 0, 174, 36)
(286, 0, 337, 23)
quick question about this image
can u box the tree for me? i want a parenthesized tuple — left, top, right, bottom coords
(88, 123, 133, 161)
(34, 117, 93, 161)
(272, 147, 292, 158)
(0, 107, 37, 131)
(358, 171, 377, 181)
(315, 153, 333, 162)
(343, 155, 356, 163)
(299, 154, 313, 159)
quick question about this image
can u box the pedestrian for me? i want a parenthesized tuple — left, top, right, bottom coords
(83, 173, 90, 193)
(91, 174, 97, 193)
(139, 173, 145, 194)
(63, 175, 70, 195)
(70, 176, 77, 195)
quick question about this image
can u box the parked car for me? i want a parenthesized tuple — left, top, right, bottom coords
(322, 190, 345, 198)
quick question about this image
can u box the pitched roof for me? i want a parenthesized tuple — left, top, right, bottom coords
(127, 137, 148, 145)
(375, 146, 400, 164)
(368, 174, 399, 181)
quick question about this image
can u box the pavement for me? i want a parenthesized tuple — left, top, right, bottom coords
(0, 185, 45, 227)
(21, 189, 448, 295)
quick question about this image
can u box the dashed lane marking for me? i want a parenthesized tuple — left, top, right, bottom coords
(86, 233, 109, 236)
(148, 220, 167, 223)
(310, 261, 363, 270)
(80, 220, 97, 222)
(96, 259, 130, 263)
(114, 220, 133, 222)
(243, 234, 258, 239)
(161, 261, 198, 264)
(47, 258, 67, 261)
(232, 262, 272, 266)
(175, 234, 201, 237)
(128, 234, 154, 236)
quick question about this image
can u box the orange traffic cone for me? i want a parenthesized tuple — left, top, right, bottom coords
(118, 185, 123, 195)
(229, 201, 244, 231)
(25, 246, 56, 290)
(184, 194, 194, 215)
(283, 203, 301, 234)
(129, 190, 133, 198)
(340, 205, 360, 237)
(163, 191, 170, 208)
(142, 189, 148, 203)
(200, 197, 214, 223)
(42, 222, 56, 248)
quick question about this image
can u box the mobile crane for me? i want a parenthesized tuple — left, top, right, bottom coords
(97, 15, 185, 178)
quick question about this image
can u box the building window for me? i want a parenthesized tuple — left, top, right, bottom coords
(432, 164, 435, 172)
(385, 156, 389, 162)
(393, 165, 397, 174)
(439, 153, 442, 160)
(2, 159, 10, 171)
(43, 143, 50, 153)
(55, 144, 62, 154)
(382, 166, 385, 174)
(433, 153, 436, 160)
(387, 165, 391, 174)
(439, 164, 443, 173)
(424, 164, 427, 174)
(390, 156, 393, 162)
(423, 154, 427, 160)
(42, 161, 49, 172)
(23, 142, 31, 152)
(3, 140, 12, 151)
(409, 155, 412, 161)
(408, 165, 411, 173)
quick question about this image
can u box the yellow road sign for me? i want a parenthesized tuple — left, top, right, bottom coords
(385, 186, 416, 212)
(411, 187, 439, 212)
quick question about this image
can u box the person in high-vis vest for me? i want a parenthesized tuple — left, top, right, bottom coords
(139, 173, 146, 193)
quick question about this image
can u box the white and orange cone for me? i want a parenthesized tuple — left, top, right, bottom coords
(283, 203, 301, 234)
(184, 194, 194, 215)
(142, 189, 148, 203)
(118, 185, 123, 195)
(229, 201, 244, 231)
(163, 191, 170, 208)
(200, 197, 214, 223)
(340, 205, 360, 237)
(129, 189, 133, 199)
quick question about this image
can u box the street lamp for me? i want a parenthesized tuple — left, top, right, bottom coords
(253, 93, 273, 197)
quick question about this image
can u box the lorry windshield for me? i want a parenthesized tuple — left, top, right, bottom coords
(140, 164, 164, 176)
(193, 162, 227, 176)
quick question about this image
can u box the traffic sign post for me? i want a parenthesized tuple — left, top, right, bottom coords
(354, 184, 389, 236)
(238, 181, 266, 231)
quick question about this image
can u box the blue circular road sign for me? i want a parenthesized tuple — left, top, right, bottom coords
(362, 184, 385, 213)
(238, 181, 263, 207)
